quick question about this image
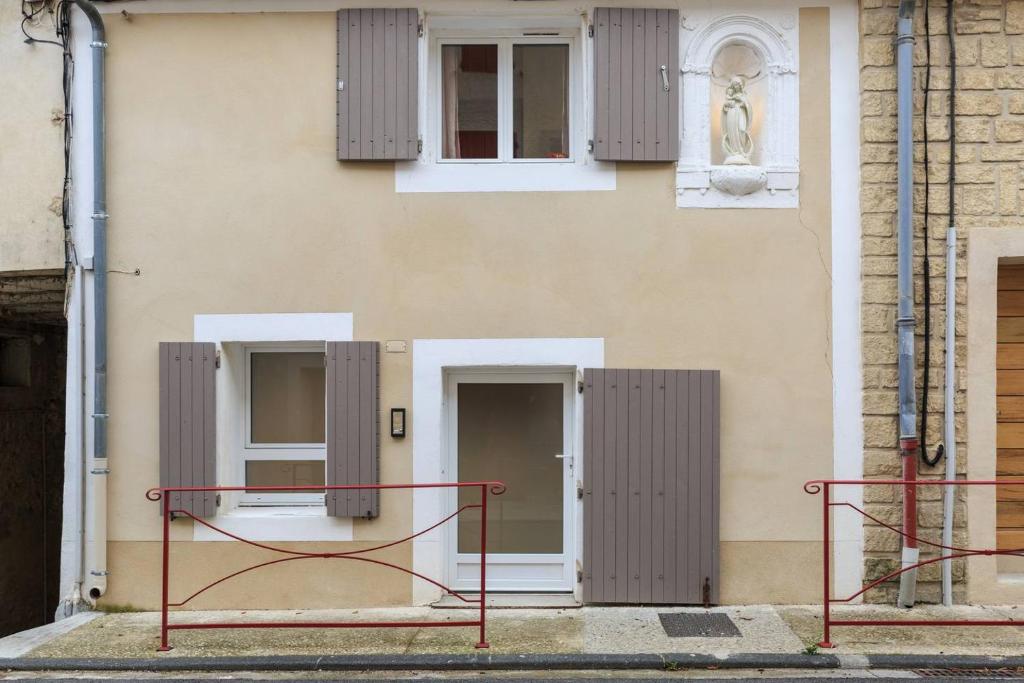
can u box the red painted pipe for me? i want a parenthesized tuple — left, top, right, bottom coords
(900, 439, 919, 551)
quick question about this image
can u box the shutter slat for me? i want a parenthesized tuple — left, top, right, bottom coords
(627, 369, 641, 602)
(159, 342, 217, 518)
(582, 370, 597, 600)
(384, 8, 397, 159)
(583, 368, 719, 604)
(593, 7, 678, 162)
(642, 9, 655, 161)
(639, 368, 653, 602)
(338, 8, 419, 160)
(327, 342, 380, 518)
(594, 12, 610, 158)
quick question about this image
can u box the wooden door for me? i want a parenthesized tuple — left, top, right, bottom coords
(997, 264, 1024, 554)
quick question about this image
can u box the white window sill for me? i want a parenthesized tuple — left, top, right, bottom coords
(192, 506, 354, 542)
(395, 158, 616, 193)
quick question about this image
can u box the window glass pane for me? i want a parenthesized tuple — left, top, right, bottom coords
(250, 352, 325, 444)
(442, 44, 498, 159)
(246, 460, 325, 492)
(513, 44, 569, 159)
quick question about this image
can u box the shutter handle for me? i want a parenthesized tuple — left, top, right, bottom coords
(659, 65, 670, 92)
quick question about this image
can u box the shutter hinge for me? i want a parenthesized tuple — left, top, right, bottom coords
(577, 567, 583, 583)
(216, 494, 221, 507)
(418, 21, 424, 37)
(578, 379, 584, 394)
(417, 138, 423, 154)
(587, 139, 595, 153)
(577, 481, 584, 500)
(588, 24, 594, 38)
(215, 349, 221, 369)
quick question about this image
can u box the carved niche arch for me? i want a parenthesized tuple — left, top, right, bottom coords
(676, 13, 799, 208)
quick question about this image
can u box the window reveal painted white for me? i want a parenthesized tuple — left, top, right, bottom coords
(676, 9, 799, 209)
(396, 15, 615, 193)
(192, 313, 353, 541)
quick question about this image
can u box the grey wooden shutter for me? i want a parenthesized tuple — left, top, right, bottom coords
(337, 8, 419, 160)
(326, 341, 380, 518)
(159, 342, 217, 518)
(592, 8, 679, 162)
(582, 369, 719, 604)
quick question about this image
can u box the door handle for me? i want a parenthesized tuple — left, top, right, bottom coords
(659, 64, 670, 92)
(555, 454, 574, 469)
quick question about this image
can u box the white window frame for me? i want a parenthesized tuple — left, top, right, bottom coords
(241, 343, 327, 506)
(395, 15, 616, 193)
(435, 35, 575, 165)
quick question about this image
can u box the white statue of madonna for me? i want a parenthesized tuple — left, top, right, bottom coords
(721, 76, 754, 165)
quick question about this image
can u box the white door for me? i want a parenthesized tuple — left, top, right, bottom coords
(445, 371, 575, 592)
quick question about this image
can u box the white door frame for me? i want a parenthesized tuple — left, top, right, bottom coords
(410, 338, 603, 605)
(444, 369, 576, 592)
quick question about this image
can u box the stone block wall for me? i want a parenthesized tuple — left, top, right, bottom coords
(860, 0, 1024, 603)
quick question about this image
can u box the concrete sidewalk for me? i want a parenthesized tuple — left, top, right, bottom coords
(3, 604, 1023, 661)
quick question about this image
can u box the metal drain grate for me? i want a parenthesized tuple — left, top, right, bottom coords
(657, 612, 741, 637)
(915, 669, 1024, 679)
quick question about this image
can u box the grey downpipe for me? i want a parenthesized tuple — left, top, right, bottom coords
(70, 0, 108, 601)
(895, 0, 919, 609)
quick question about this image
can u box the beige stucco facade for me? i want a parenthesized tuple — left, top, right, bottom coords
(62, 2, 843, 609)
(0, 1, 65, 274)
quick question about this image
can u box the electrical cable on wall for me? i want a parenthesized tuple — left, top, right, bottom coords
(20, 1, 77, 277)
(920, 0, 944, 467)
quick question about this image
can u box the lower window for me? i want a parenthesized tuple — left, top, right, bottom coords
(242, 346, 326, 506)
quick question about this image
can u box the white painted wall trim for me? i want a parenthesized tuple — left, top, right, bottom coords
(823, 0, 864, 601)
(194, 312, 353, 343)
(56, 267, 87, 618)
(411, 338, 603, 604)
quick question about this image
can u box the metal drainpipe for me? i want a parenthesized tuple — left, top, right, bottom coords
(70, 0, 109, 602)
(895, 0, 919, 609)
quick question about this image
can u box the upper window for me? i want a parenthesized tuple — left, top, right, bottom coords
(395, 21, 615, 193)
(243, 346, 326, 505)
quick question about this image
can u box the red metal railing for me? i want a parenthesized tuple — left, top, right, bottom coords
(145, 481, 506, 652)
(805, 478, 1024, 648)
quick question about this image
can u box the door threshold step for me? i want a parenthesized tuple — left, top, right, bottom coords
(432, 594, 581, 609)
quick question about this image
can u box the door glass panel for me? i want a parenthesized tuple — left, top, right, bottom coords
(457, 383, 563, 554)
(513, 44, 570, 159)
(442, 44, 499, 159)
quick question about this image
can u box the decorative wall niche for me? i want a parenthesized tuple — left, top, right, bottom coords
(676, 11, 799, 208)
